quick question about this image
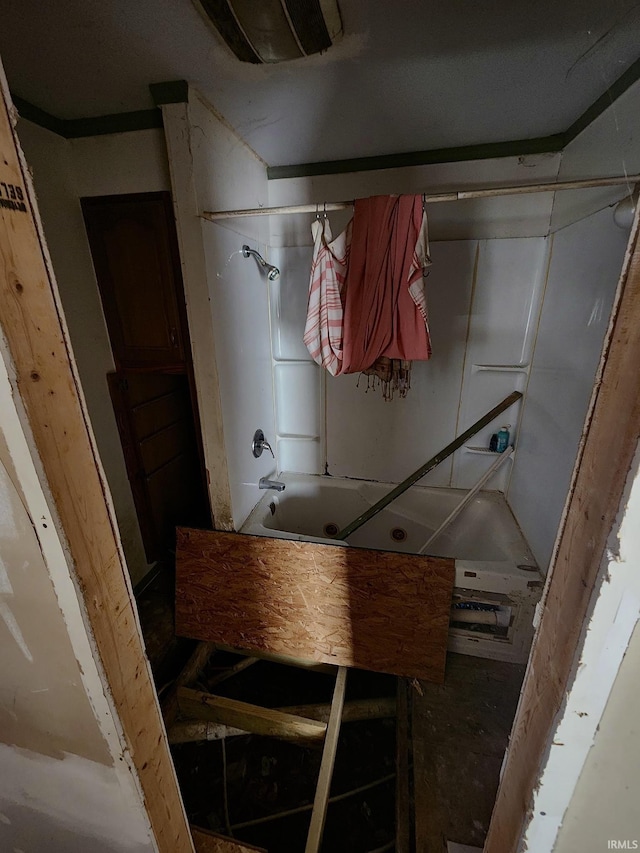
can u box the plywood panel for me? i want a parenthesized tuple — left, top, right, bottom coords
(191, 826, 266, 853)
(175, 529, 455, 682)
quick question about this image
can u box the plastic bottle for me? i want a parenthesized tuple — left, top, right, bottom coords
(496, 425, 511, 453)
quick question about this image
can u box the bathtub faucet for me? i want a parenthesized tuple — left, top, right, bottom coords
(259, 478, 286, 492)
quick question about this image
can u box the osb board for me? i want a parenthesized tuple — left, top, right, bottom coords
(191, 826, 266, 853)
(175, 529, 455, 683)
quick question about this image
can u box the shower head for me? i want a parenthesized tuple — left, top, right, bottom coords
(242, 244, 280, 280)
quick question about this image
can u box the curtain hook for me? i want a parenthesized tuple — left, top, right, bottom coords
(422, 192, 427, 214)
(315, 202, 320, 221)
(323, 201, 327, 219)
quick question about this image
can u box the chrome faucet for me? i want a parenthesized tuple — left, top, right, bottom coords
(259, 477, 286, 492)
(252, 429, 274, 458)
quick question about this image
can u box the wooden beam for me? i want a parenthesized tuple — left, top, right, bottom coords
(191, 826, 266, 853)
(177, 687, 327, 745)
(169, 720, 247, 743)
(214, 643, 336, 674)
(281, 697, 396, 725)
(305, 666, 348, 853)
(176, 529, 455, 682)
(485, 210, 640, 849)
(169, 697, 396, 743)
(0, 64, 192, 851)
(395, 679, 412, 853)
(162, 640, 216, 727)
(208, 656, 259, 687)
(161, 101, 234, 531)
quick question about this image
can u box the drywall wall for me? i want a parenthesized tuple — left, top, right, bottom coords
(270, 236, 548, 494)
(0, 341, 155, 852)
(551, 79, 640, 232)
(16, 118, 150, 585)
(508, 206, 629, 571)
(71, 127, 170, 196)
(267, 152, 562, 247)
(172, 90, 276, 529)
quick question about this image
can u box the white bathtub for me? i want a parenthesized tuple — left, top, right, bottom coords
(242, 474, 544, 663)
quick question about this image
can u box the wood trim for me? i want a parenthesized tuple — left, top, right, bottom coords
(304, 666, 348, 853)
(0, 69, 193, 851)
(150, 80, 190, 106)
(177, 687, 328, 745)
(485, 213, 640, 850)
(267, 134, 566, 180)
(160, 101, 234, 531)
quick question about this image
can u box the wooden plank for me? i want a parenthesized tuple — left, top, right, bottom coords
(176, 529, 455, 682)
(169, 697, 397, 742)
(191, 826, 266, 853)
(161, 101, 234, 530)
(0, 68, 192, 851)
(162, 640, 216, 728)
(485, 219, 640, 852)
(208, 656, 259, 687)
(177, 687, 327, 745)
(214, 643, 336, 674)
(305, 666, 348, 853)
(282, 697, 396, 724)
(396, 679, 412, 853)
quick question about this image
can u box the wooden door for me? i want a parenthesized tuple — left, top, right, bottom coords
(82, 192, 211, 562)
(82, 192, 186, 368)
(109, 371, 210, 562)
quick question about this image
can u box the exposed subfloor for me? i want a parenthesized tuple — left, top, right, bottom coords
(412, 654, 525, 852)
(136, 575, 525, 851)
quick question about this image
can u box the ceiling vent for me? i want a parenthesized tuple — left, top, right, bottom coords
(194, 0, 343, 63)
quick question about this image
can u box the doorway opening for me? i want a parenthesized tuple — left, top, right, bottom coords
(82, 191, 211, 682)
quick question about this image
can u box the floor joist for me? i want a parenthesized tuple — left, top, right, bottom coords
(177, 686, 327, 745)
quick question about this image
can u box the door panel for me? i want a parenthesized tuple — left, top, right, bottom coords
(82, 193, 185, 368)
(108, 371, 210, 562)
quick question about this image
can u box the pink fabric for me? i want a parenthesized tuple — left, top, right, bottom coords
(303, 217, 351, 375)
(340, 195, 431, 375)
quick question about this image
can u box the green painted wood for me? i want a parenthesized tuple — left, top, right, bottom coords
(563, 55, 640, 144)
(63, 109, 163, 138)
(266, 135, 566, 180)
(10, 95, 65, 137)
(149, 80, 189, 107)
(10, 95, 162, 139)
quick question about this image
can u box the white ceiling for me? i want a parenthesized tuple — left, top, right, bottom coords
(1, 0, 639, 167)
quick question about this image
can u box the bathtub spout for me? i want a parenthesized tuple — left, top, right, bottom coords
(259, 477, 286, 492)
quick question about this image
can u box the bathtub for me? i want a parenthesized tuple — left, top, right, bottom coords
(242, 474, 544, 664)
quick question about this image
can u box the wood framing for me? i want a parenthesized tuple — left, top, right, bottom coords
(191, 826, 266, 853)
(0, 69, 192, 850)
(304, 666, 348, 853)
(175, 528, 455, 681)
(395, 679, 412, 853)
(177, 687, 327, 745)
(169, 697, 396, 743)
(160, 100, 234, 530)
(485, 214, 640, 849)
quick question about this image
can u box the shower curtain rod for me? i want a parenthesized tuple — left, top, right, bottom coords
(200, 174, 638, 221)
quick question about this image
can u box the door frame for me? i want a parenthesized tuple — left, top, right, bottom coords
(485, 211, 640, 851)
(0, 68, 193, 851)
(2, 73, 640, 852)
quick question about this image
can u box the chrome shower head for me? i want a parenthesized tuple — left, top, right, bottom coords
(242, 244, 280, 280)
